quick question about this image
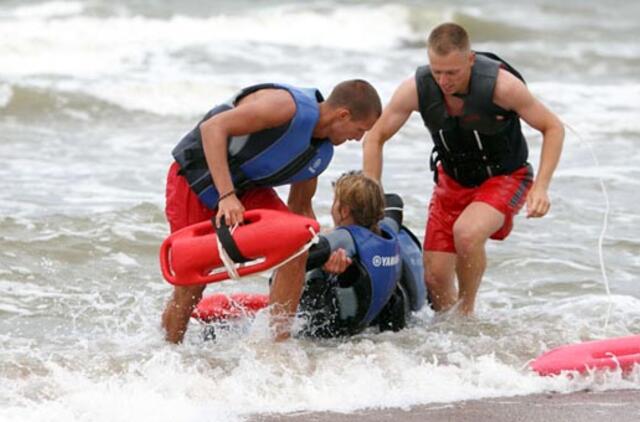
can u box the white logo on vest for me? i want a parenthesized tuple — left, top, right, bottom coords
(308, 158, 322, 174)
(372, 254, 400, 267)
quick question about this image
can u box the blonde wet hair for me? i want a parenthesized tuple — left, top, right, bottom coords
(333, 171, 385, 234)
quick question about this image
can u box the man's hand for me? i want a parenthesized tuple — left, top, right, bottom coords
(526, 184, 550, 218)
(322, 248, 352, 274)
(216, 194, 245, 227)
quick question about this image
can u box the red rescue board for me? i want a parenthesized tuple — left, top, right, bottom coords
(192, 293, 269, 322)
(531, 334, 640, 376)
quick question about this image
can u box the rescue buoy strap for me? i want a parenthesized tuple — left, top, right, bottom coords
(213, 217, 250, 264)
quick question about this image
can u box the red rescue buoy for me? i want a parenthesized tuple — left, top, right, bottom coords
(192, 293, 269, 322)
(531, 334, 640, 376)
(160, 209, 319, 286)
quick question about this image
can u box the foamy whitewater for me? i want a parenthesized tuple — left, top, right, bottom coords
(1, 1, 639, 421)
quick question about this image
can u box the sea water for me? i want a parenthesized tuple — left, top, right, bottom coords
(1, 1, 639, 421)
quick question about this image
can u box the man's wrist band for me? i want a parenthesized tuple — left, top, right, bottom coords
(219, 189, 237, 201)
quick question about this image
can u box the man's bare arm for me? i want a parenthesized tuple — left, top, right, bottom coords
(287, 177, 318, 220)
(362, 77, 419, 181)
(199, 90, 296, 226)
(494, 70, 565, 218)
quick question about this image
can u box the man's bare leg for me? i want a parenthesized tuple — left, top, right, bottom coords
(162, 284, 206, 343)
(452, 202, 504, 315)
(424, 251, 457, 311)
(269, 252, 308, 341)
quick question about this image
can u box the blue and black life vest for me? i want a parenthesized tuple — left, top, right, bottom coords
(172, 83, 334, 209)
(300, 218, 430, 338)
(415, 51, 530, 187)
(335, 223, 401, 328)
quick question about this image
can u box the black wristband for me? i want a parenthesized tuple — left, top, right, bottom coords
(218, 189, 237, 201)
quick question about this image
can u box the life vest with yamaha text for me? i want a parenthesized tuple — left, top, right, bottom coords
(415, 52, 529, 187)
(172, 83, 334, 209)
(338, 223, 401, 328)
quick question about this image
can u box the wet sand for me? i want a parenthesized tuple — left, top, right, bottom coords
(252, 389, 640, 422)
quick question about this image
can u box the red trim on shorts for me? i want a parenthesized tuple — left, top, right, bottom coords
(164, 162, 289, 233)
(424, 164, 533, 253)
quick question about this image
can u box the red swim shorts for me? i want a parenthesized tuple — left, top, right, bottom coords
(164, 162, 289, 233)
(424, 164, 534, 253)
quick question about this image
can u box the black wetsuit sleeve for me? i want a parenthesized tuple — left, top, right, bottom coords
(306, 237, 331, 270)
(306, 229, 357, 270)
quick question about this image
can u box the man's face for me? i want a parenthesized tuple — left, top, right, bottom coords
(428, 49, 475, 96)
(328, 110, 378, 146)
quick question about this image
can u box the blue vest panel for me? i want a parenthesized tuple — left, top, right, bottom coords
(172, 83, 334, 209)
(397, 228, 425, 311)
(341, 224, 400, 326)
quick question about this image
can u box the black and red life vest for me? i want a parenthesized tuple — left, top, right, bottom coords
(415, 52, 529, 186)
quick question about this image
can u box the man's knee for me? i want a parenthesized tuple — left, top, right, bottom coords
(452, 220, 486, 255)
(424, 254, 453, 290)
(453, 203, 505, 254)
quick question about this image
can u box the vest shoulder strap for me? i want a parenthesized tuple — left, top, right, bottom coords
(415, 65, 445, 129)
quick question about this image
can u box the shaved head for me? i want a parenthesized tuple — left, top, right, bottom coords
(427, 22, 470, 55)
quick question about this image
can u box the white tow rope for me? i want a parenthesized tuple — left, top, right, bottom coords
(216, 224, 320, 281)
(566, 123, 612, 329)
(270, 226, 320, 272)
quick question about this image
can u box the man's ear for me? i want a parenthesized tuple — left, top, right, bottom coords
(337, 107, 351, 121)
(468, 50, 476, 67)
(340, 204, 351, 221)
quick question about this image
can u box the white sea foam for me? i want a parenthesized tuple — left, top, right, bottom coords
(0, 4, 410, 76)
(0, 4, 413, 116)
(1, 337, 638, 422)
(107, 252, 140, 268)
(531, 82, 640, 133)
(0, 83, 12, 108)
(0, 302, 35, 316)
(9, 0, 84, 18)
(2, 1, 640, 419)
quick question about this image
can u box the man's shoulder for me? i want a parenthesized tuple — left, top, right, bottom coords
(240, 88, 297, 121)
(495, 68, 526, 93)
(493, 68, 528, 110)
(252, 88, 296, 107)
(390, 77, 419, 112)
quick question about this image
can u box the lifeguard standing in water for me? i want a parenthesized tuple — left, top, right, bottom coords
(363, 22, 564, 314)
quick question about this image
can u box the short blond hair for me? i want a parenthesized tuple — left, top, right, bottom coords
(333, 171, 385, 234)
(427, 22, 470, 55)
